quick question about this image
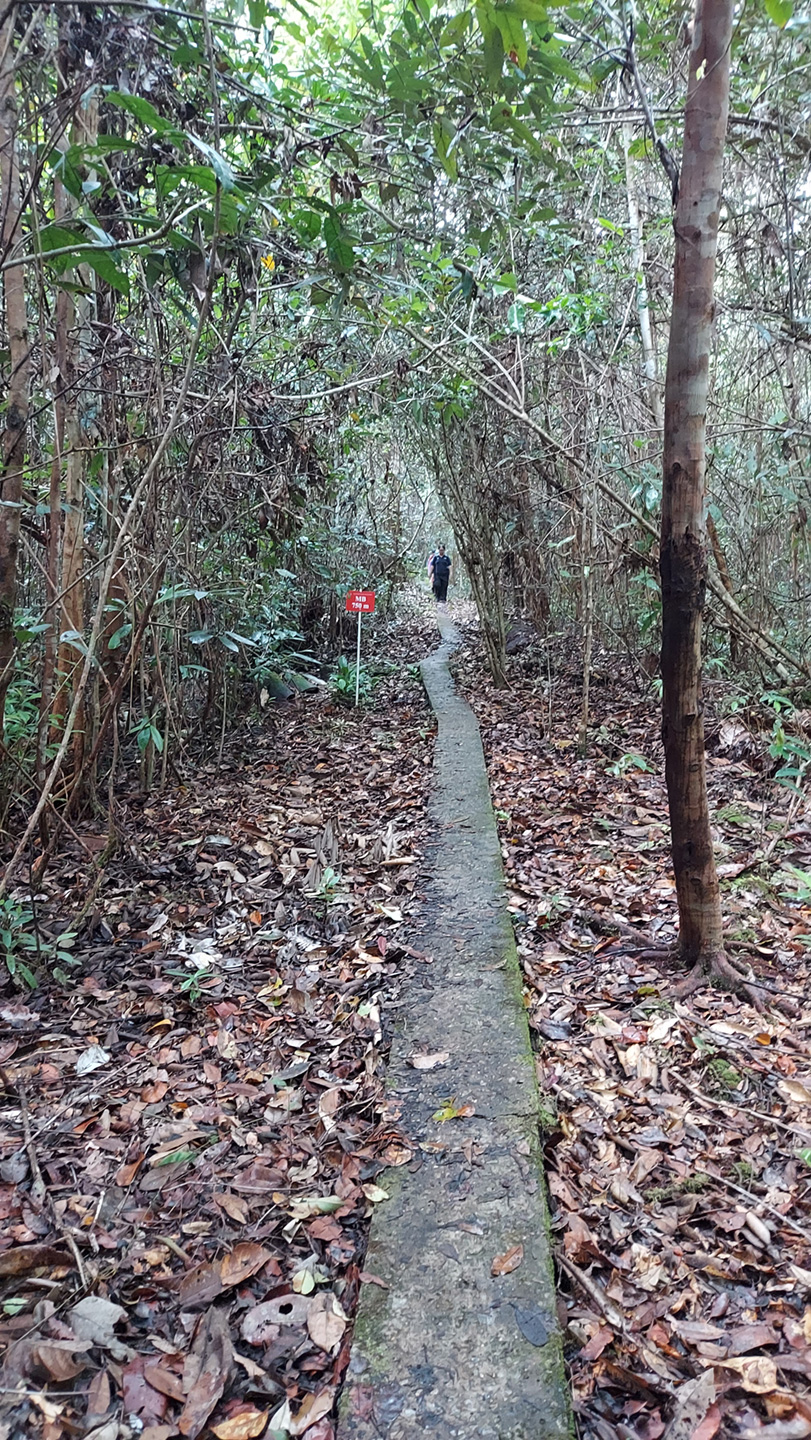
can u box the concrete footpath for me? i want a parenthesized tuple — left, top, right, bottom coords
(339, 612, 570, 1440)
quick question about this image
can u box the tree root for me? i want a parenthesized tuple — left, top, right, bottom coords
(671, 949, 765, 1009)
(573, 907, 798, 1014)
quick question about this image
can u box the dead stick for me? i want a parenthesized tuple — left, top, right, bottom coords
(671, 1071, 811, 1141)
(693, 1166, 811, 1244)
(555, 1249, 627, 1332)
(18, 1081, 88, 1288)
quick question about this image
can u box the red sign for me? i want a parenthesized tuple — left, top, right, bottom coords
(346, 590, 375, 613)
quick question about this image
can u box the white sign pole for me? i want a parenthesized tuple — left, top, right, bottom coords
(355, 610, 362, 707)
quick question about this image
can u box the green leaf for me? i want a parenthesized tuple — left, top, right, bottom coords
(476, 3, 505, 87)
(155, 1147, 197, 1167)
(764, 0, 792, 24)
(36, 224, 85, 266)
(83, 247, 130, 295)
(107, 623, 132, 651)
(323, 213, 355, 274)
(186, 134, 237, 191)
(59, 628, 88, 654)
(106, 90, 181, 138)
(293, 209, 322, 243)
(433, 119, 458, 180)
(511, 0, 547, 16)
(494, 8, 528, 68)
(507, 300, 525, 332)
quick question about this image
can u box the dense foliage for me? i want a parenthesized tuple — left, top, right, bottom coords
(0, 0, 808, 878)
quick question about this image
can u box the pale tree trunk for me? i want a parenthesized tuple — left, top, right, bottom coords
(578, 476, 596, 753)
(0, 12, 30, 744)
(51, 89, 99, 779)
(661, 0, 754, 997)
(623, 120, 663, 431)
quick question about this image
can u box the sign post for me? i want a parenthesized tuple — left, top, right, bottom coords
(345, 591, 375, 707)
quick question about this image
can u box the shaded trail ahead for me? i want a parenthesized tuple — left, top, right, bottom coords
(341, 612, 569, 1439)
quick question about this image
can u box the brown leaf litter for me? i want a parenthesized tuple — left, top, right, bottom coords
(457, 614, 811, 1440)
(0, 638, 433, 1440)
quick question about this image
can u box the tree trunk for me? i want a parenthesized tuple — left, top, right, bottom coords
(0, 13, 30, 744)
(51, 86, 99, 780)
(623, 119, 663, 431)
(660, 0, 735, 980)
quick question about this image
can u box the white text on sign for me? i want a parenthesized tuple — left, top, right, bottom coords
(346, 590, 375, 614)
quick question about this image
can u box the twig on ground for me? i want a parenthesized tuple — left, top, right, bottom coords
(694, 1166, 811, 1244)
(555, 1249, 628, 1332)
(670, 1071, 811, 1141)
(19, 1081, 88, 1288)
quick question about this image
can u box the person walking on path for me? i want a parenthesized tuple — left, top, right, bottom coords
(429, 543, 451, 604)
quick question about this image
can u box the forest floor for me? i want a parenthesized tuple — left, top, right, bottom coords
(2, 598, 811, 1440)
(0, 604, 437, 1440)
(453, 603, 811, 1440)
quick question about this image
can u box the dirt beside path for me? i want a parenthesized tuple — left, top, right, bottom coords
(0, 657, 432, 1440)
(453, 620, 811, 1440)
(340, 611, 569, 1440)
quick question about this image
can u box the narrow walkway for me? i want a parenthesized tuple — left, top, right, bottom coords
(339, 612, 570, 1439)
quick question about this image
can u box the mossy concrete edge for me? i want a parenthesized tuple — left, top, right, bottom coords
(338, 611, 572, 1439)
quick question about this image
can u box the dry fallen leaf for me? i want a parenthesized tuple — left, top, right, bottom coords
(212, 1192, 250, 1224)
(307, 1293, 348, 1355)
(210, 1408, 269, 1439)
(409, 1051, 450, 1070)
(288, 1388, 335, 1437)
(0, 1244, 70, 1276)
(241, 1294, 312, 1346)
(75, 1044, 111, 1075)
(713, 1356, 779, 1394)
(777, 1078, 811, 1106)
(32, 1340, 91, 1382)
(491, 1244, 524, 1276)
(218, 1243, 273, 1289)
(177, 1307, 233, 1438)
(361, 1183, 389, 1203)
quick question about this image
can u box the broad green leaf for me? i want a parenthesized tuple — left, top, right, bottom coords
(764, 0, 792, 24)
(433, 119, 458, 180)
(82, 221, 114, 248)
(507, 300, 526, 332)
(106, 90, 180, 138)
(83, 248, 129, 294)
(476, 3, 505, 87)
(107, 623, 132, 651)
(36, 224, 85, 266)
(293, 210, 322, 243)
(511, 0, 547, 17)
(494, 8, 527, 68)
(186, 134, 237, 191)
(323, 213, 355, 274)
